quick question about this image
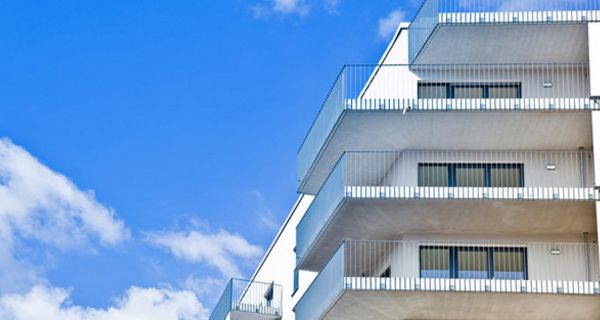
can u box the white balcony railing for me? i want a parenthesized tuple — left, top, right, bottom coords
(210, 279, 282, 320)
(296, 150, 597, 268)
(409, 0, 600, 63)
(297, 63, 596, 192)
(295, 240, 600, 320)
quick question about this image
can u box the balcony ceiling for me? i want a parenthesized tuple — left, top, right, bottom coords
(325, 291, 600, 320)
(301, 199, 596, 271)
(414, 23, 589, 64)
(302, 111, 592, 195)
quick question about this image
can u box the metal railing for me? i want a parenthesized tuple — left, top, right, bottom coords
(209, 279, 283, 320)
(295, 239, 600, 320)
(296, 150, 597, 265)
(409, 0, 600, 62)
(297, 63, 594, 192)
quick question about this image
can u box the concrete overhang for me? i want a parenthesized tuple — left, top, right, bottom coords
(414, 23, 590, 64)
(300, 199, 596, 271)
(300, 111, 593, 195)
(325, 290, 600, 320)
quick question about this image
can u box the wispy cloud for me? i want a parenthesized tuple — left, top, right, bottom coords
(251, 0, 342, 18)
(0, 285, 209, 320)
(146, 227, 263, 278)
(377, 9, 405, 40)
(0, 138, 129, 292)
(249, 190, 279, 231)
(324, 0, 341, 14)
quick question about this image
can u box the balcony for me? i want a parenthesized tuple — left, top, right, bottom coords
(409, 0, 600, 64)
(209, 279, 282, 320)
(295, 240, 600, 320)
(296, 150, 598, 271)
(297, 64, 596, 195)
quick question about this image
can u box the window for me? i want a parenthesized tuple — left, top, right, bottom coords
(418, 83, 521, 99)
(418, 163, 524, 187)
(419, 246, 528, 280)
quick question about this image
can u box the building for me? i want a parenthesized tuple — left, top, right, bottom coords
(210, 0, 600, 319)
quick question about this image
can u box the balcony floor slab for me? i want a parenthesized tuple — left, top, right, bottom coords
(302, 111, 592, 194)
(325, 289, 600, 320)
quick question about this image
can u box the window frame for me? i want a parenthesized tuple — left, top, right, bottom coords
(418, 163, 524, 187)
(417, 82, 522, 99)
(419, 246, 528, 280)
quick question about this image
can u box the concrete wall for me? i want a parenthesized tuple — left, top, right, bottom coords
(362, 65, 591, 100)
(249, 195, 316, 320)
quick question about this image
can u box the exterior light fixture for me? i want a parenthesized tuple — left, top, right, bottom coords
(550, 248, 561, 255)
(543, 82, 553, 88)
(546, 164, 557, 170)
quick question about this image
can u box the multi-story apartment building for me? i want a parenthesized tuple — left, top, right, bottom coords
(211, 0, 600, 319)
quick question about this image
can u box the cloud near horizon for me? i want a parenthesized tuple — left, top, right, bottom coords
(0, 285, 209, 320)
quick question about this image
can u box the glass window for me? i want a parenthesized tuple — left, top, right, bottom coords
(490, 164, 523, 187)
(453, 86, 484, 98)
(457, 248, 489, 279)
(455, 165, 486, 187)
(489, 85, 520, 98)
(418, 84, 447, 99)
(420, 246, 527, 280)
(420, 247, 450, 278)
(418, 164, 449, 187)
(493, 248, 526, 280)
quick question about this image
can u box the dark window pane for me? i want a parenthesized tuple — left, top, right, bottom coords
(494, 249, 526, 280)
(457, 249, 488, 279)
(418, 164, 449, 187)
(456, 165, 485, 187)
(420, 247, 450, 278)
(490, 165, 523, 187)
(489, 86, 520, 98)
(454, 86, 484, 98)
(418, 84, 447, 98)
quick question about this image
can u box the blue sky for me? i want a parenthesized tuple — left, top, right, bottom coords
(0, 0, 419, 318)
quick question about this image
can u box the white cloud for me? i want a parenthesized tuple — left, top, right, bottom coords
(146, 228, 263, 278)
(252, 0, 343, 18)
(273, 0, 309, 15)
(249, 190, 279, 231)
(324, 0, 341, 14)
(0, 285, 209, 320)
(378, 9, 405, 40)
(0, 138, 129, 292)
